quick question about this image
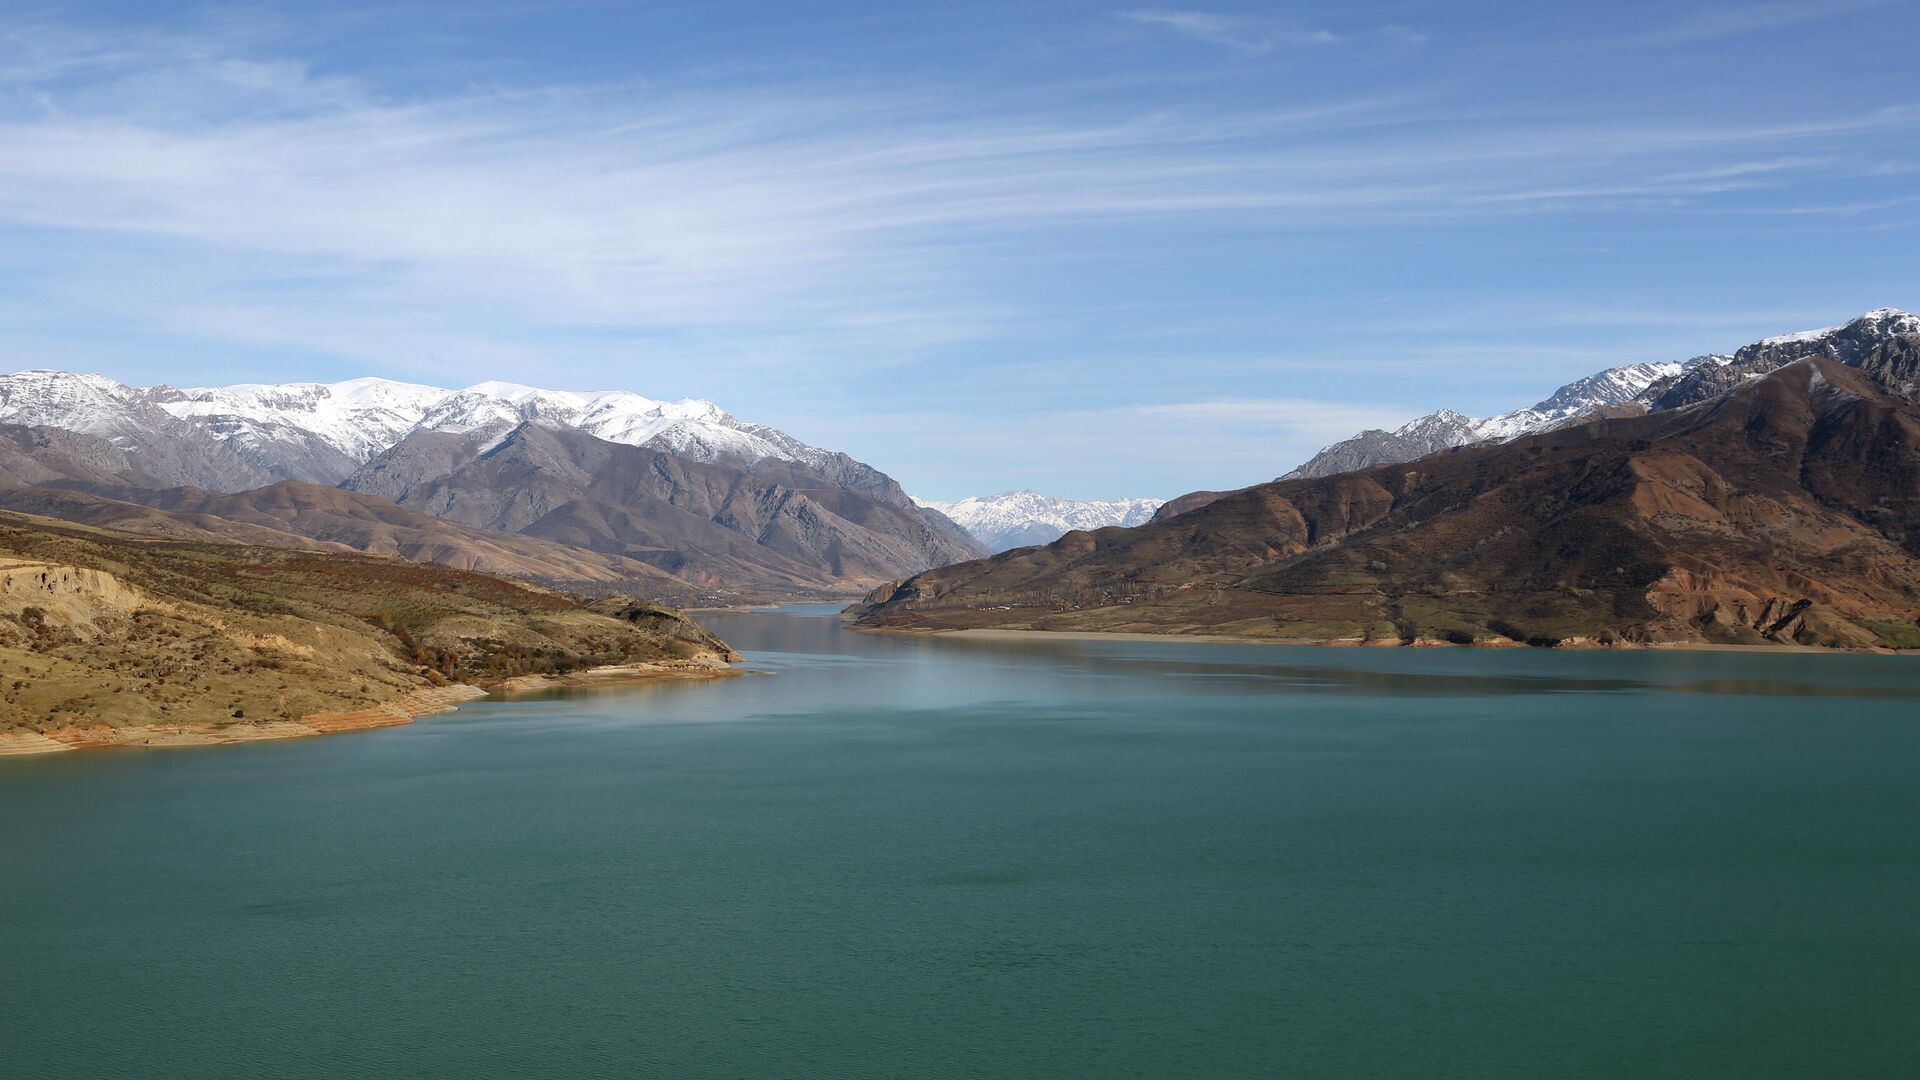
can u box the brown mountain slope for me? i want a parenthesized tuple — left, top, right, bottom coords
(0, 423, 175, 489)
(0, 487, 353, 550)
(853, 352, 1920, 650)
(344, 422, 990, 594)
(0, 511, 735, 741)
(0, 481, 700, 599)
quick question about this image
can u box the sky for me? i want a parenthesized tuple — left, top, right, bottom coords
(1, 1, 1916, 500)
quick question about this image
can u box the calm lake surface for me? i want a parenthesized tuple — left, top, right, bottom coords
(3, 604, 1917, 1078)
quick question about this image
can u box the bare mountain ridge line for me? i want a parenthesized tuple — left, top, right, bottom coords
(850, 334, 1920, 651)
(1285, 307, 1918, 481)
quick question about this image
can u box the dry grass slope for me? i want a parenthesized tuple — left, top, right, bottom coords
(0, 510, 736, 739)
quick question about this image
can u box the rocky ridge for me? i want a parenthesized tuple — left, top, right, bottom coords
(1286, 309, 1920, 481)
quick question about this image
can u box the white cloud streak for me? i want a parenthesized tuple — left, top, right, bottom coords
(1626, 0, 1897, 44)
(0, 18, 1911, 386)
(1115, 9, 1343, 53)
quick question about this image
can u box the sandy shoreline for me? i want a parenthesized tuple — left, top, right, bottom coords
(0, 661, 747, 759)
(0, 684, 489, 759)
(856, 623, 1903, 656)
(490, 659, 745, 694)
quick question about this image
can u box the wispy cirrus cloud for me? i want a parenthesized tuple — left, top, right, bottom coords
(1115, 9, 1343, 53)
(1, 21, 1907, 371)
(1624, 0, 1896, 44)
(0, 9, 1914, 497)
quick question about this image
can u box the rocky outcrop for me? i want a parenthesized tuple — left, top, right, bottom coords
(586, 597, 742, 662)
(0, 559, 149, 639)
(1642, 308, 1919, 411)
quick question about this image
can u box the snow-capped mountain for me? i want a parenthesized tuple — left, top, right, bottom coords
(1283, 357, 1714, 480)
(916, 491, 1165, 551)
(1638, 307, 1920, 412)
(1286, 357, 1723, 480)
(408, 381, 860, 477)
(159, 377, 450, 461)
(1285, 307, 1919, 480)
(0, 371, 868, 490)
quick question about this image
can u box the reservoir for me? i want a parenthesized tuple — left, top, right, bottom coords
(3, 605, 1916, 1078)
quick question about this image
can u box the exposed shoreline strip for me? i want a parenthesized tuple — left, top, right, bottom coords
(0, 662, 742, 759)
(851, 623, 1904, 656)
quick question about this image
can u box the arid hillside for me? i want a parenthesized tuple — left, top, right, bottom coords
(853, 350, 1920, 651)
(0, 511, 736, 742)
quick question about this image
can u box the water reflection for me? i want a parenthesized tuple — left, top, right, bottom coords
(692, 604, 1920, 704)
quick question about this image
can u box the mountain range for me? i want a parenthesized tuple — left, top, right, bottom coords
(853, 310, 1920, 650)
(8, 308, 1918, 650)
(1285, 308, 1920, 480)
(915, 491, 1164, 551)
(0, 372, 986, 598)
(0, 372, 904, 489)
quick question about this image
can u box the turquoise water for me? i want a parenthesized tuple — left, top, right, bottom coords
(2, 604, 1917, 1078)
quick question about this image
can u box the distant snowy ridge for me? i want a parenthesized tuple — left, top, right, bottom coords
(917, 490, 1164, 551)
(1283, 356, 1717, 479)
(1285, 307, 1918, 480)
(0, 371, 854, 485)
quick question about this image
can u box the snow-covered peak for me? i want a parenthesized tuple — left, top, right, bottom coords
(1286, 306, 1919, 481)
(413, 384, 789, 464)
(1465, 358, 1690, 441)
(412, 390, 522, 436)
(1396, 409, 1479, 436)
(1758, 307, 1917, 346)
(457, 380, 563, 403)
(917, 490, 1165, 551)
(0, 369, 854, 480)
(158, 377, 452, 461)
(0, 370, 177, 443)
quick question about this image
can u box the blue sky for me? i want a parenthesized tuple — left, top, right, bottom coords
(1, 1, 1916, 499)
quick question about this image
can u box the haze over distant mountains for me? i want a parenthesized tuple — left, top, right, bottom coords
(915, 491, 1164, 552)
